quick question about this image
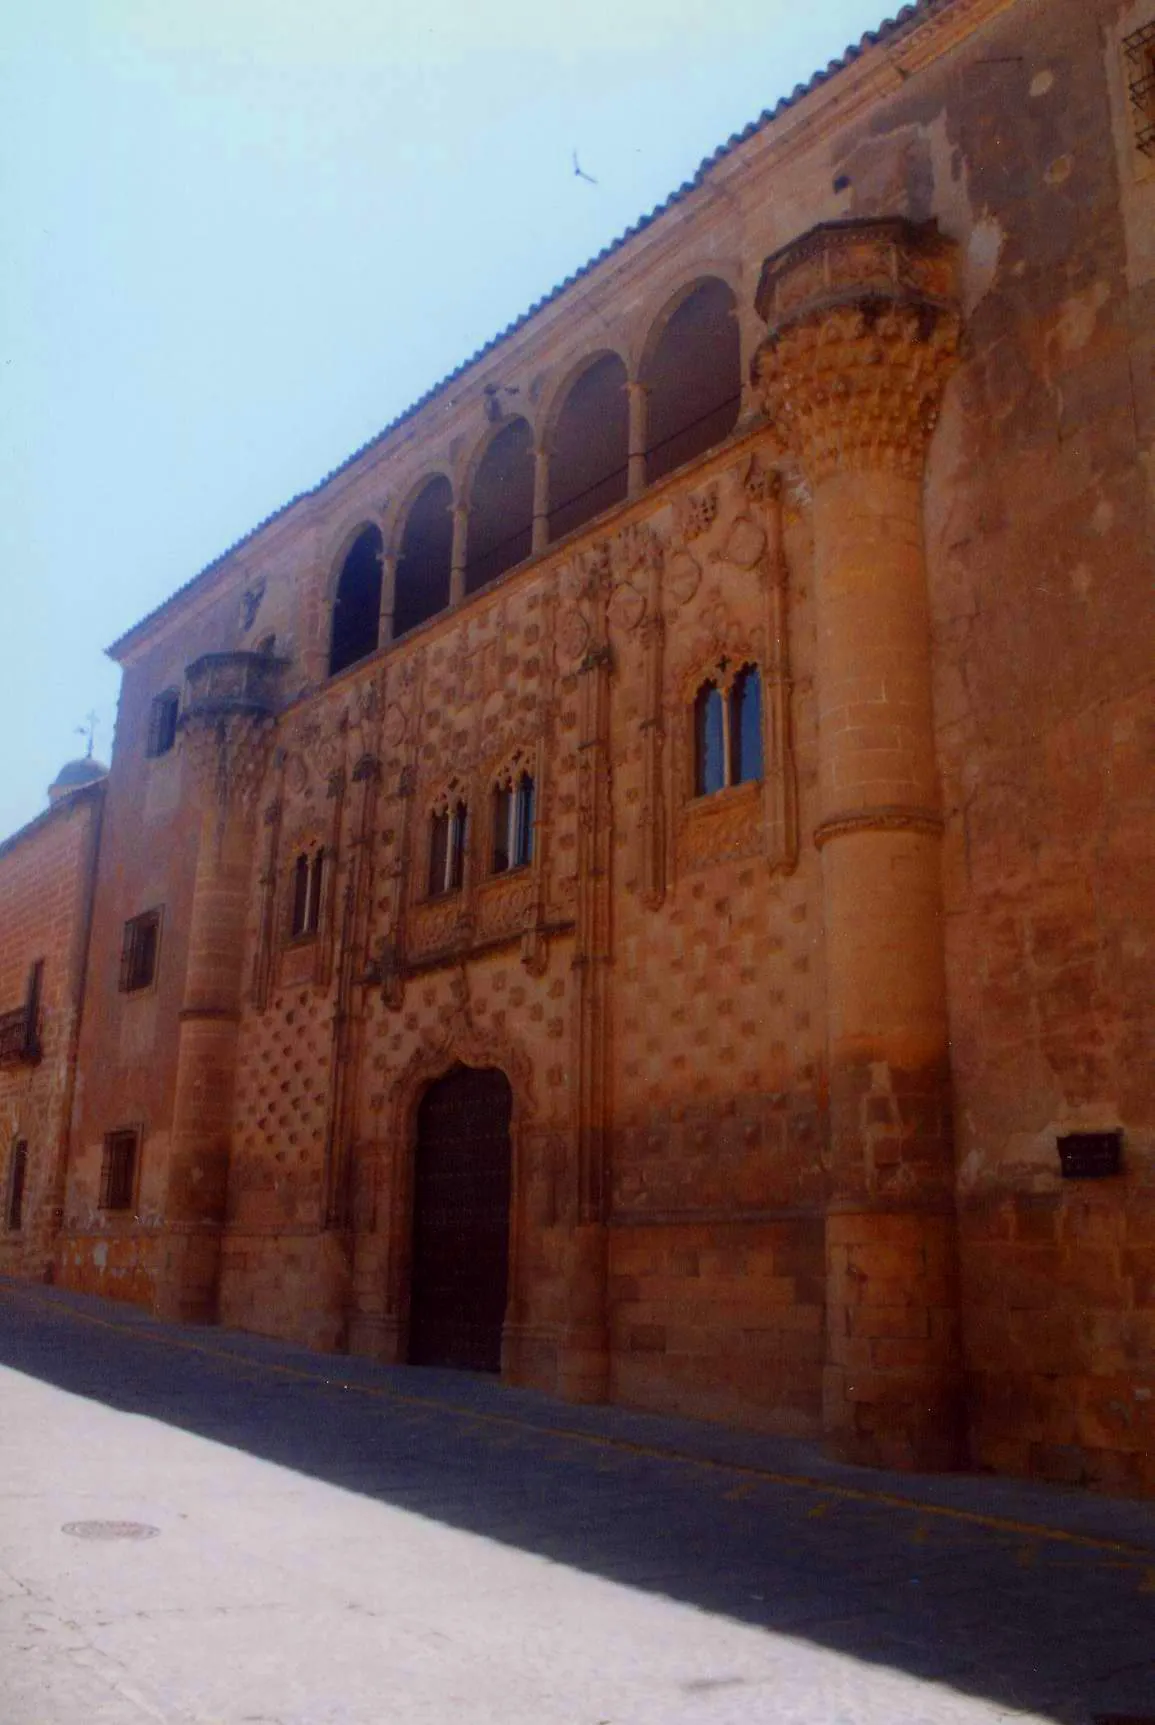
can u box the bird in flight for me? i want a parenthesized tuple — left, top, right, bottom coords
(572, 150, 598, 186)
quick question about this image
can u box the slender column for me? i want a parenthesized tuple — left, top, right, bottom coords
(449, 504, 468, 606)
(626, 381, 648, 497)
(754, 218, 963, 1471)
(153, 654, 280, 1323)
(534, 438, 551, 552)
(377, 551, 397, 646)
(557, 552, 613, 1405)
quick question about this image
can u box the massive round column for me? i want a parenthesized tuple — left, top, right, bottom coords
(754, 219, 963, 1470)
(154, 652, 280, 1324)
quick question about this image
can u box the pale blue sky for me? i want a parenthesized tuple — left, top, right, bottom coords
(1, 0, 893, 837)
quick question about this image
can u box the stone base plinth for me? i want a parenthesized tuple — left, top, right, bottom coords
(824, 1206, 964, 1472)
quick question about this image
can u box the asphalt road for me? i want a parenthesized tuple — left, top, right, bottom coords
(1, 1279, 1153, 1724)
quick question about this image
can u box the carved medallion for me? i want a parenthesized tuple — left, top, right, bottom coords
(665, 549, 701, 607)
(723, 516, 767, 569)
(557, 608, 590, 667)
(608, 580, 646, 634)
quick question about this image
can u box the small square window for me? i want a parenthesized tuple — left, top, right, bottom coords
(146, 690, 180, 757)
(100, 1129, 139, 1211)
(120, 909, 161, 994)
(5, 1140, 28, 1232)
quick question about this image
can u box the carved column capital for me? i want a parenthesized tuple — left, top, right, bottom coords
(752, 218, 961, 484)
(178, 651, 284, 818)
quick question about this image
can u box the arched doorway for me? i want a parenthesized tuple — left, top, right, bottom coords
(408, 1064, 513, 1372)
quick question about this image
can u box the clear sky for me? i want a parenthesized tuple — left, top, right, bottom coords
(1, 0, 894, 837)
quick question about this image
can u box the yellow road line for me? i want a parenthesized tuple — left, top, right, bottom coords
(3, 1281, 1153, 1562)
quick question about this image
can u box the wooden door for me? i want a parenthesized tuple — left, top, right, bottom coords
(408, 1064, 513, 1372)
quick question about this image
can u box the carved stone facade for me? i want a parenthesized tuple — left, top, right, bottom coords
(5, 0, 1155, 1494)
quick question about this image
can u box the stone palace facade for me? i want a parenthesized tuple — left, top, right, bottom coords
(2, 0, 1154, 1491)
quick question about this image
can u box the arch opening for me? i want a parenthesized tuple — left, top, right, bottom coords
(643, 279, 741, 483)
(409, 1063, 513, 1372)
(394, 476, 453, 639)
(548, 353, 628, 541)
(329, 524, 383, 676)
(464, 418, 534, 595)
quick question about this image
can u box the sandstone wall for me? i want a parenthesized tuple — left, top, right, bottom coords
(0, 787, 102, 1280)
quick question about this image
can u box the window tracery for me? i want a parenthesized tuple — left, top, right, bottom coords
(289, 846, 325, 941)
(428, 791, 468, 897)
(491, 766, 536, 873)
(692, 662, 763, 796)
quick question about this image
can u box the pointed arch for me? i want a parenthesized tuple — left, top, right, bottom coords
(641, 277, 741, 483)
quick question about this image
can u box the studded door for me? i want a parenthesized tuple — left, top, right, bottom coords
(408, 1064, 513, 1373)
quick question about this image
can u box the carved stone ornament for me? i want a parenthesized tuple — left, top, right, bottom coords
(752, 217, 961, 483)
(383, 703, 407, 750)
(557, 607, 591, 668)
(178, 651, 284, 816)
(665, 549, 701, 608)
(180, 711, 275, 817)
(607, 580, 646, 634)
(722, 516, 767, 570)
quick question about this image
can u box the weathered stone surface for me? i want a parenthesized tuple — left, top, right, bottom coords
(2, 0, 1153, 1493)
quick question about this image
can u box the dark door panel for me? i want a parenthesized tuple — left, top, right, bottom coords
(409, 1064, 513, 1372)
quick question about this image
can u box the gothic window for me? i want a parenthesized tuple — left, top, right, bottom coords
(1125, 21, 1155, 156)
(492, 770, 535, 873)
(289, 849, 325, 940)
(119, 909, 161, 993)
(146, 689, 180, 757)
(394, 476, 453, 638)
(429, 799, 468, 896)
(465, 418, 534, 594)
(693, 664, 763, 796)
(100, 1128, 139, 1212)
(329, 524, 384, 676)
(730, 664, 764, 785)
(694, 683, 726, 796)
(5, 1140, 27, 1232)
(548, 354, 628, 541)
(642, 278, 741, 483)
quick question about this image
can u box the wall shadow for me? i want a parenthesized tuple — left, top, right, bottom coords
(1, 1281, 1152, 1725)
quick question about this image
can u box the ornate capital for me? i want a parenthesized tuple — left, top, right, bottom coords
(179, 651, 284, 817)
(752, 218, 960, 483)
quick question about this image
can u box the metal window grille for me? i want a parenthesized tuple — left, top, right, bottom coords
(1125, 22, 1155, 155)
(6, 1141, 27, 1231)
(119, 910, 161, 993)
(100, 1130, 138, 1211)
(145, 690, 180, 757)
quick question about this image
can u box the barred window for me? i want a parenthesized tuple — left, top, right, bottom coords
(120, 909, 161, 994)
(693, 664, 763, 796)
(429, 800, 467, 896)
(100, 1129, 138, 1212)
(290, 849, 324, 940)
(492, 772, 535, 873)
(5, 1140, 27, 1232)
(146, 689, 180, 757)
(1125, 22, 1155, 156)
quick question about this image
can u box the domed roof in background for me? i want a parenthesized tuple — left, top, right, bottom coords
(48, 756, 109, 804)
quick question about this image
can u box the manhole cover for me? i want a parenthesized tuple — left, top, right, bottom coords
(61, 1521, 160, 1541)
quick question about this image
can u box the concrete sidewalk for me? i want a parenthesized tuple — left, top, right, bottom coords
(1, 1278, 1153, 1723)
